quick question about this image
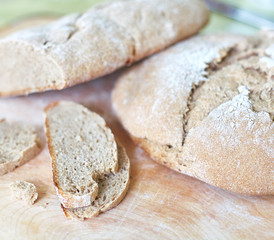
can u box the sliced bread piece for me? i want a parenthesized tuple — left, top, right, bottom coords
(44, 101, 118, 209)
(10, 180, 38, 205)
(0, 119, 40, 175)
(63, 144, 130, 220)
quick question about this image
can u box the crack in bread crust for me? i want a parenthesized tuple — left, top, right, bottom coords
(184, 34, 274, 133)
(182, 82, 203, 145)
(181, 37, 258, 144)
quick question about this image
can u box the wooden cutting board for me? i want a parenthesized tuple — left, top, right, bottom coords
(0, 19, 273, 240)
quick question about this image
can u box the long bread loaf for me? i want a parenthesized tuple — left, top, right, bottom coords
(0, 0, 209, 97)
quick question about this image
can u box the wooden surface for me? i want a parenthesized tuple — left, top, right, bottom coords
(0, 20, 274, 240)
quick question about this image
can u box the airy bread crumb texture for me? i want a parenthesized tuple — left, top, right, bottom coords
(63, 144, 130, 220)
(10, 180, 38, 205)
(45, 101, 119, 209)
(0, 119, 40, 175)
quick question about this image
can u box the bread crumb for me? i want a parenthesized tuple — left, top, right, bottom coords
(10, 180, 38, 205)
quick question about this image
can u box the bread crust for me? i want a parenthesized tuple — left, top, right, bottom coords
(131, 104, 274, 195)
(112, 31, 274, 195)
(0, 0, 209, 97)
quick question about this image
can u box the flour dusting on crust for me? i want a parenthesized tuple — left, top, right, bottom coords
(183, 86, 273, 193)
(113, 34, 245, 147)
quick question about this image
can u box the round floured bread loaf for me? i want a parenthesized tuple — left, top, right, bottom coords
(112, 30, 274, 195)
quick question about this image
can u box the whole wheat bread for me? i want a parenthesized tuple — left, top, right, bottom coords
(63, 144, 130, 220)
(10, 180, 38, 205)
(0, 0, 209, 97)
(0, 119, 40, 175)
(44, 101, 118, 208)
(112, 31, 274, 195)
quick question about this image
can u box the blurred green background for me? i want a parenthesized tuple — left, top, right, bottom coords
(0, 0, 273, 34)
(0, 0, 104, 28)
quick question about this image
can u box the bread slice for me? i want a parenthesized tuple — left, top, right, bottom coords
(10, 180, 38, 205)
(0, 0, 209, 97)
(0, 119, 40, 175)
(63, 144, 130, 220)
(44, 101, 118, 209)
